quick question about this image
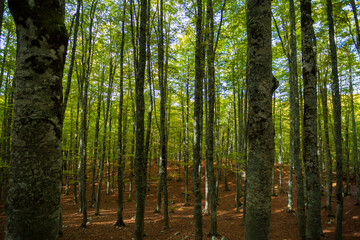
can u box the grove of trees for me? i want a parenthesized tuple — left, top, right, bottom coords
(1, 0, 360, 239)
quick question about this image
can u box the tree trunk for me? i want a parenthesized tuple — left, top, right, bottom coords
(115, 0, 127, 227)
(344, 99, 350, 196)
(91, 73, 104, 207)
(350, 0, 360, 54)
(244, 1, 274, 239)
(6, 1, 67, 238)
(184, 72, 190, 206)
(95, 59, 115, 215)
(133, 0, 147, 237)
(205, 0, 217, 233)
(301, 0, 322, 238)
(350, 66, 360, 205)
(193, 0, 204, 236)
(289, 0, 305, 238)
(78, 1, 97, 227)
(321, 73, 333, 216)
(326, 1, 344, 238)
(61, 0, 81, 124)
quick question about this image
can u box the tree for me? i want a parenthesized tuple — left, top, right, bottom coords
(193, 0, 204, 237)
(115, 0, 127, 227)
(158, 0, 169, 229)
(134, 0, 147, 237)
(205, 0, 217, 235)
(6, 0, 67, 239)
(289, 0, 305, 238)
(326, 0, 343, 238)
(244, 0, 274, 239)
(349, 64, 360, 206)
(301, 0, 322, 238)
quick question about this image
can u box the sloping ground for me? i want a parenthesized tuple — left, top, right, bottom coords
(0, 164, 359, 239)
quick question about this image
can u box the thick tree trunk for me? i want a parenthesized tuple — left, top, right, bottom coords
(301, 0, 322, 238)
(6, 1, 67, 238)
(245, 1, 274, 239)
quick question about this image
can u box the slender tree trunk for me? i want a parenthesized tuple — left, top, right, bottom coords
(289, 0, 305, 238)
(350, 0, 360, 54)
(133, 0, 147, 236)
(301, 0, 322, 238)
(62, 0, 81, 124)
(91, 74, 104, 207)
(6, 1, 67, 238)
(116, 1, 126, 226)
(74, 101, 80, 204)
(205, 0, 217, 233)
(350, 66, 360, 205)
(184, 73, 190, 206)
(157, 0, 169, 229)
(95, 60, 115, 215)
(245, 1, 274, 239)
(344, 99, 350, 196)
(327, 1, 344, 237)
(144, 0, 153, 191)
(193, 0, 204, 236)
(78, 1, 97, 227)
(129, 73, 135, 201)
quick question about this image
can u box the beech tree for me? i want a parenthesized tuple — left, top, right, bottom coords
(301, 0, 321, 238)
(245, 0, 275, 239)
(6, 0, 67, 239)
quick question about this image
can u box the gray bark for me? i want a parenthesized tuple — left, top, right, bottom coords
(244, 1, 274, 239)
(95, 60, 115, 215)
(193, 0, 204, 236)
(326, 1, 344, 238)
(116, 0, 127, 227)
(350, 0, 360, 54)
(91, 72, 104, 207)
(61, 0, 81, 124)
(133, 0, 147, 236)
(301, 0, 322, 239)
(289, 0, 305, 238)
(350, 67, 360, 205)
(6, 1, 67, 239)
(205, 0, 217, 233)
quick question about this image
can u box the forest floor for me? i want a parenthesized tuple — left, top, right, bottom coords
(0, 163, 359, 239)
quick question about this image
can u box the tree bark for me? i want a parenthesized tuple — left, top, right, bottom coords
(245, 1, 274, 239)
(350, 66, 360, 205)
(326, 1, 344, 238)
(193, 0, 204, 236)
(95, 60, 115, 216)
(91, 72, 104, 207)
(134, 0, 147, 237)
(301, 0, 322, 238)
(289, 0, 305, 238)
(205, 0, 217, 234)
(116, 0, 127, 227)
(6, 1, 67, 238)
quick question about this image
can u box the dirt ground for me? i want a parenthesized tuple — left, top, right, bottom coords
(0, 163, 359, 240)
